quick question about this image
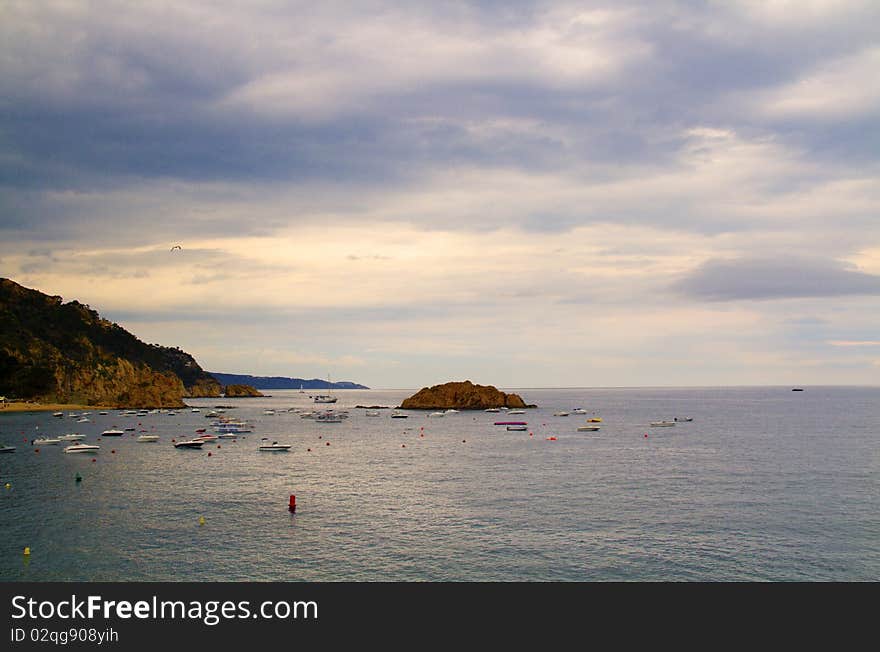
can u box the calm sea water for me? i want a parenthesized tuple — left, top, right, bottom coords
(1, 387, 877, 581)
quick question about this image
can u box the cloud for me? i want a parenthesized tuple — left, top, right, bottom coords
(675, 257, 880, 301)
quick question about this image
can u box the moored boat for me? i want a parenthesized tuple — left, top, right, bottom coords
(506, 425, 528, 431)
(33, 437, 61, 445)
(64, 444, 100, 454)
(58, 434, 85, 441)
(137, 435, 160, 442)
(101, 429, 125, 436)
(650, 421, 676, 427)
(174, 440, 205, 449)
(0, 445, 16, 453)
(577, 425, 601, 431)
(259, 438, 291, 451)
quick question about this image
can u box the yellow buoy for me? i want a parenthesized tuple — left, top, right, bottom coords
(198, 516, 205, 526)
(4, 483, 10, 490)
(23, 547, 30, 556)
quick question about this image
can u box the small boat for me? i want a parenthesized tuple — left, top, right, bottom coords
(263, 410, 276, 415)
(123, 427, 135, 432)
(191, 408, 201, 413)
(444, 409, 459, 414)
(0, 445, 16, 453)
(484, 408, 500, 413)
(101, 429, 125, 436)
(553, 411, 570, 417)
(365, 410, 381, 417)
(507, 410, 525, 415)
(33, 437, 61, 445)
(52, 411, 64, 418)
(506, 425, 528, 431)
(77, 417, 90, 423)
(390, 411, 408, 419)
(64, 443, 100, 454)
(315, 412, 343, 423)
(674, 417, 693, 422)
(99, 411, 108, 415)
(791, 388, 804, 392)
(650, 421, 676, 427)
(259, 439, 291, 451)
(494, 421, 527, 426)
(195, 434, 218, 442)
(571, 408, 588, 414)
(174, 440, 205, 449)
(137, 435, 160, 442)
(58, 434, 85, 441)
(577, 425, 601, 432)
(428, 412, 446, 417)
(217, 433, 241, 439)
(587, 417, 602, 423)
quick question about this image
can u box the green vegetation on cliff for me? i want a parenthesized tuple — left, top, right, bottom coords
(0, 278, 221, 407)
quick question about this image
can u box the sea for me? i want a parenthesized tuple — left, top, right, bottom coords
(0, 386, 877, 582)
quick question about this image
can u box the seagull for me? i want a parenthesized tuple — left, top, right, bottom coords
(170, 245, 182, 252)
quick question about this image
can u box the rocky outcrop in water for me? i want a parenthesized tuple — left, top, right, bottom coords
(399, 380, 531, 410)
(0, 277, 221, 407)
(223, 384, 264, 397)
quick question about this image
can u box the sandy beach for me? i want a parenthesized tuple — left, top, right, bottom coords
(0, 401, 114, 413)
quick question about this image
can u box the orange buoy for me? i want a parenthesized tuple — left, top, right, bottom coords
(111, 450, 115, 454)
(91, 458, 96, 462)
(402, 444, 406, 448)
(326, 442, 330, 446)
(289, 495, 296, 512)
(34, 449, 39, 454)
(462, 439, 466, 443)
(217, 445, 221, 449)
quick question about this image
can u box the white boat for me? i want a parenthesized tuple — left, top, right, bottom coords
(553, 411, 570, 417)
(506, 425, 528, 431)
(77, 417, 90, 423)
(263, 410, 276, 415)
(52, 411, 64, 418)
(315, 412, 342, 423)
(33, 437, 61, 445)
(0, 445, 16, 453)
(428, 412, 445, 417)
(390, 411, 408, 419)
(313, 374, 338, 403)
(572, 408, 588, 414)
(101, 429, 125, 436)
(174, 440, 205, 449)
(650, 421, 676, 427)
(444, 409, 459, 414)
(58, 434, 85, 441)
(194, 434, 218, 442)
(508, 410, 525, 415)
(365, 410, 381, 417)
(137, 435, 160, 442)
(191, 408, 201, 413)
(217, 433, 241, 439)
(64, 444, 100, 454)
(577, 425, 601, 431)
(674, 417, 693, 422)
(99, 411, 109, 415)
(259, 438, 291, 451)
(484, 408, 500, 413)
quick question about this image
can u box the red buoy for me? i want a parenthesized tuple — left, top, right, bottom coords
(208, 452, 212, 457)
(91, 458, 96, 463)
(402, 444, 406, 448)
(289, 495, 296, 513)
(326, 442, 330, 446)
(307, 448, 311, 452)
(35, 449, 40, 454)
(111, 450, 116, 454)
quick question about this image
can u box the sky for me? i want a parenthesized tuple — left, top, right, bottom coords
(1, 0, 879, 388)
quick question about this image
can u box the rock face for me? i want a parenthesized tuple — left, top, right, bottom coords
(223, 384, 264, 397)
(0, 277, 222, 407)
(400, 380, 530, 410)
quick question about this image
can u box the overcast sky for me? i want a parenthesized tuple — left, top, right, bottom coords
(2, 1, 879, 388)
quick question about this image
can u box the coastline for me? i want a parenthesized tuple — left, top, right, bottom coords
(0, 401, 116, 413)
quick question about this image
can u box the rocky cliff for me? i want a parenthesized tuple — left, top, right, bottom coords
(0, 278, 222, 407)
(223, 384, 264, 397)
(400, 380, 532, 410)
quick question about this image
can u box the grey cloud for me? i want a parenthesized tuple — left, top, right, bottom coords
(676, 257, 880, 301)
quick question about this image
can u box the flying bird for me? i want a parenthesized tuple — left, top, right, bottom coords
(170, 245, 182, 252)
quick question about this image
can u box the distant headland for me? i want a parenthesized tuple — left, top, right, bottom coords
(209, 372, 368, 390)
(400, 380, 534, 410)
